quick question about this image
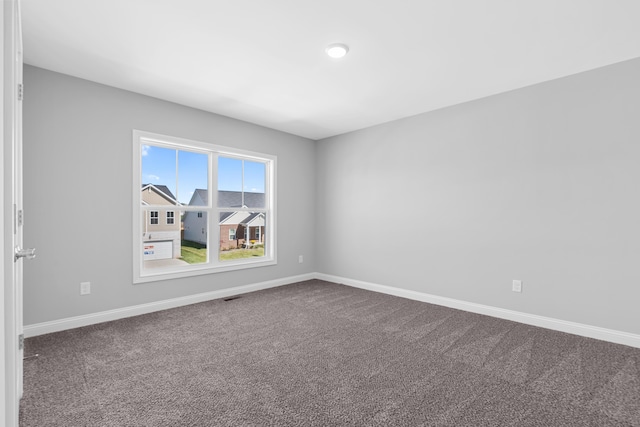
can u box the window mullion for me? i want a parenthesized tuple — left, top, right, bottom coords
(210, 153, 219, 266)
(241, 159, 245, 207)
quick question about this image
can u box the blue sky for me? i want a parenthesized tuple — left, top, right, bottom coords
(141, 145, 265, 204)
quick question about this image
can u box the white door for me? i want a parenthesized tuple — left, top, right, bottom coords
(12, 0, 27, 400)
(4, 1, 30, 425)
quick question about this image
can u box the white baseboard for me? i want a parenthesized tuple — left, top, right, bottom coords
(24, 271, 640, 349)
(23, 273, 316, 338)
(316, 273, 640, 349)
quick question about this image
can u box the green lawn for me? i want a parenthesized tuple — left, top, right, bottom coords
(180, 240, 207, 264)
(180, 240, 264, 263)
(219, 247, 265, 261)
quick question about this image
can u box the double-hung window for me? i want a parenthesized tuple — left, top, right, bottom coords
(133, 130, 276, 283)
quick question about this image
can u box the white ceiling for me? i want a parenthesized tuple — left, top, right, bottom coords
(21, 0, 640, 140)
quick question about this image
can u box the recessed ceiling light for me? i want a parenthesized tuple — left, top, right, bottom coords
(326, 43, 349, 59)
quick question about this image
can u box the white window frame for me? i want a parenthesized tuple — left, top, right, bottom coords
(229, 228, 236, 240)
(133, 130, 277, 283)
(149, 210, 158, 225)
(166, 211, 175, 225)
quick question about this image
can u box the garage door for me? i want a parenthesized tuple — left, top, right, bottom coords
(143, 240, 173, 260)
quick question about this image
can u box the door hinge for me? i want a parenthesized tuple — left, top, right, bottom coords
(18, 83, 23, 101)
(19, 334, 24, 350)
(17, 209, 23, 227)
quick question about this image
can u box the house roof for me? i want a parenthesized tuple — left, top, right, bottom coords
(186, 209, 257, 223)
(183, 190, 266, 223)
(141, 184, 180, 205)
(186, 189, 264, 208)
(219, 211, 234, 222)
(218, 190, 265, 208)
(191, 189, 208, 206)
(240, 212, 264, 226)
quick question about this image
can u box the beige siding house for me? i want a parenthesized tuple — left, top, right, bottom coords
(141, 184, 182, 260)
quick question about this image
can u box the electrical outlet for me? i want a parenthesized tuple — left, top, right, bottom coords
(80, 281, 91, 295)
(298, 255, 303, 264)
(512, 280, 522, 293)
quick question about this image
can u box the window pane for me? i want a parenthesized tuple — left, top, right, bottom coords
(141, 208, 183, 269)
(142, 145, 208, 206)
(141, 145, 178, 205)
(244, 160, 266, 208)
(219, 211, 266, 261)
(218, 157, 243, 191)
(178, 150, 208, 206)
(182, 211, 208, 265)
(218, 157, 266, 208)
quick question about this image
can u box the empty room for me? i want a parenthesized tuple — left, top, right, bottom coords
(3, 0, 640, 426)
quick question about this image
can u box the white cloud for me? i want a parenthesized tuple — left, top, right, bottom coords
(141, 145, 151, 156)
(147, 174, 160, 181)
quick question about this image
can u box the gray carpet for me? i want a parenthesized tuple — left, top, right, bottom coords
(20, 280, 640, 426)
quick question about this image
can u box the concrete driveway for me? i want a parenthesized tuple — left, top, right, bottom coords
(143, 258, 189, 268)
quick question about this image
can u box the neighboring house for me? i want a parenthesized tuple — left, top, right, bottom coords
(141, 184, 182, 260)
(183, 189, 208, 245)
(183, 189, 266, 249)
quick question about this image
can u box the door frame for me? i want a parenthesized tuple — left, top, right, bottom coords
(2, 0, 22, 426)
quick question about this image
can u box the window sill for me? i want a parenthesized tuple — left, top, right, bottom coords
(134, 257, 277, 284)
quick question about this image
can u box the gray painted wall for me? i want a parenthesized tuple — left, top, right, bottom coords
(23, 58, 640, 336)
(316, 58, 640, 335)
(23, 65, 316, 325)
